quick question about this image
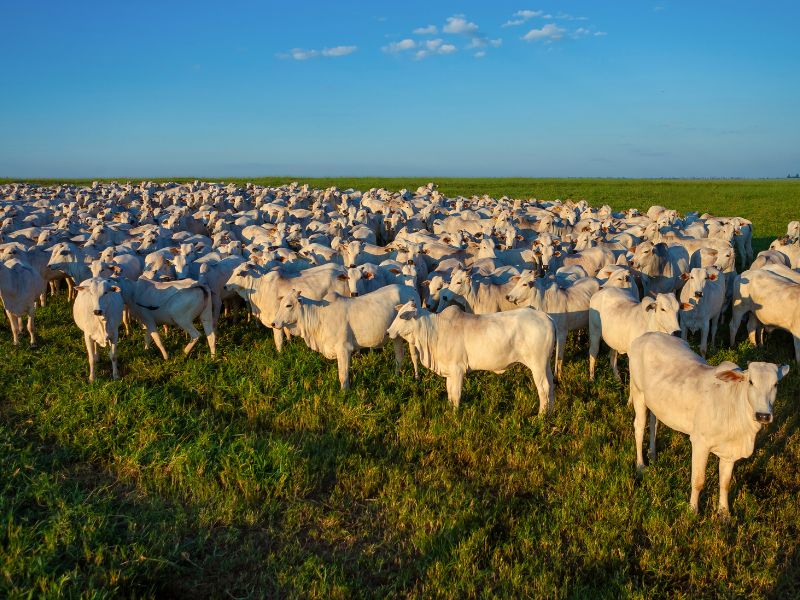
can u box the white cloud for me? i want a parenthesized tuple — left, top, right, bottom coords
(594, 31, 608, 36)
(573, 28, 591, 37)
(288, 48, 319, 60)
(554, 12, 588, 21)
(502, 9, 543, 27)
(383, 38, 416, 53)
(414, 42, 457, 60)
(413, 25, 438, 35)
(522, 23, 565, 41)
(322, 46, 357, 57)
(443, 15, 479, 34)
(280, 46, 358, 60)
(474, 51, 486, 58)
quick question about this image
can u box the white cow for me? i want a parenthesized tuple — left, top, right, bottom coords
(505, 271, 600, 380)
(629, 332, 789, 514)
(588, 288, 681, 381)
(729, 268, 800, 362)
(73, 277, 124, 381)
(225, 262, 349, 351)
(0, 257, 46, 346)
(118, 277, 216, 359)
(387, 301, 555, 413)
(679, 267, 726, 357)
(271, 284, 421, 389)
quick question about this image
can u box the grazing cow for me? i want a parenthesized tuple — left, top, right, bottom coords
(679, 267, 726, 357)
(0, 258, 46, 346)
(588, 288, 681, 381)
(271, 284, 420, 389)
(505, 271, 600, 379)
(729, 268, 800, 362)
(387, 301, 556, 413)
(118, 277, 216, 359)
(629, 332, 790, 514)
(73, 277, 124, 381)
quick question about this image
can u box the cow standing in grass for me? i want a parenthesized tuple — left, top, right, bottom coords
(73, 277, 124, 381)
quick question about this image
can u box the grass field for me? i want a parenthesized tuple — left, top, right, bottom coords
(1, 178, 799, 598)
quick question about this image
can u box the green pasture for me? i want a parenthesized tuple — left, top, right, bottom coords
(0, 179, 798, 598)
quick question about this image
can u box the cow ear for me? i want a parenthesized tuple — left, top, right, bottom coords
(778, 365, 791, 381)
(510, 275, 521, 281)
(337, 273, 348, 280)
(420, 280, 429, 287)
(708, 271, 718, 281)
(363, 271, 374, 279)
(716, 370, 745, 383)
(629, 245, 637, 253)
(75, 285, 86, 292)
(681, 302, 692, 310)
(169, 247, 180, 254)
(388, 267, 401, 274)
(553, 251, 562, 257)
(643, 298, 656, 311)
(111, 285, 121, 292)
(680, 272, 690, 281)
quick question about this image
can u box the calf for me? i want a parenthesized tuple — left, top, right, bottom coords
(387, 301, 556, 413)
(271, 284, 420, 389)
(629, 332, 789, 514)
(588, 288, 681, 381)
(679, 267, 726, 357)
(0, 257, 46, 346)
(73, 277, 124, 381)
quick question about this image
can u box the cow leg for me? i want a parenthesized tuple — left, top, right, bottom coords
(85, 334, 97, 382)
(148, 327, 169, 360)
(66, 278, 74, 300)
(446, 374, 463, 409)
(729, 307, 745, 347)
(392, 337, 405, 375)
(746, 314, 759, 346)
(689, 443, 709, 513)
(408, 343, 420, 380)
(337, 348, 352, 390)
(26, 308, 36, 348)
(699, 321, 709, 357)
(648, 412, 658, 462)
(631, 383, 647, 470)
(718, 457, 735, 515)
(529, 359, 554, 415)
(7, 311, 20, 346)
(122, 308, 131, 336)
(179, 321, 202, 356)
(793, 334, 800, 364)
(197, 295, 216, 357)
(554, 328, 566, 381)
(609, 349, 621, 382)
(710, 314, 719, 350)
(272, 327, 284, 352)
(588, 319, 601, 381)
(110, 340, 119, 380)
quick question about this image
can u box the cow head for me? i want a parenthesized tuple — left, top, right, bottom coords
(642, 293, 681, 336)
(271, 289, 303, 329)
(387, 300, 419, 339)
(715, 363, 791, 424)
(75, 278, 121, 319)
(505, 269, 539, 306)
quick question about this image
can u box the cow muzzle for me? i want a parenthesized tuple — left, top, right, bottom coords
(671, 330, 682, 337)
(694, 292, 703, 299)
(755, 412, 773, 424)
(350, 292, 359, 297)
(93, 309, 104, 316)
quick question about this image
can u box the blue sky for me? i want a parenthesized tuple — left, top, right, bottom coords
(1, 1, 798, 178)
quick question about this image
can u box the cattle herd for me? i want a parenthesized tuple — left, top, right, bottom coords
(0, 180, 798, 515)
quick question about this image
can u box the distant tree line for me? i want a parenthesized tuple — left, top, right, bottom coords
(788, 173, 800, 178)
